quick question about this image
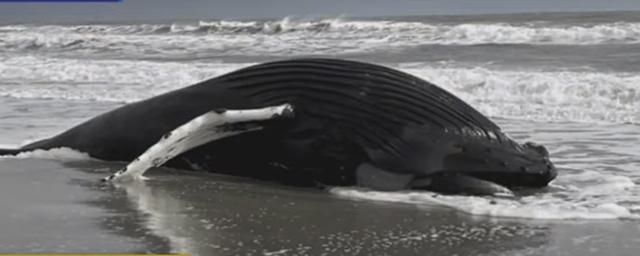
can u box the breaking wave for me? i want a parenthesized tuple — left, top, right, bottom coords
(2, 18, 640, 57)
(0, 56, 637, 125)
(400, 63, 640, 125)
(6, 18, 640, 44)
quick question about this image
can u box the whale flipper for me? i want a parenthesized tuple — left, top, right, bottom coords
(104, 104, 294, 182)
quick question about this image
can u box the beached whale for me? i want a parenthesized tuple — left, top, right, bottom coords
(0, 59, 556, 195)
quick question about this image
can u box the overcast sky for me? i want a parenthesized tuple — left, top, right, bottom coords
(1, 0, 639, 23)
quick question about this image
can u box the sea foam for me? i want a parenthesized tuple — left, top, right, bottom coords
(2, 19, 640, 59)
(330, 174, 639, 220)
(1, 56, 637, 125)
(0, 147, 91, 161)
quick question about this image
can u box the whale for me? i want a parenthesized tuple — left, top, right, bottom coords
(0, 59, 556, 195)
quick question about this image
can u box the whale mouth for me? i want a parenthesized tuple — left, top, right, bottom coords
(409, 162, 557, 196)
(410, 173, 514, 196)
(429, 140, 557, 193)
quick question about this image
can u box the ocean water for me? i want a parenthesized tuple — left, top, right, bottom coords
(0, 11, 639, 255)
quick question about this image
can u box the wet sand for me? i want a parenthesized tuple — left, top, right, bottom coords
(1, 158, 639, 255)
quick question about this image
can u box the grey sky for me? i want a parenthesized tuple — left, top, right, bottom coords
(0, 0, 639, 23)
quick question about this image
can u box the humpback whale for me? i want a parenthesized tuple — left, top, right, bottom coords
(0, 59, 556, 195)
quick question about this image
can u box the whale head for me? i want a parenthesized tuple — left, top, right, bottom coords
(440, 139, 558, 190)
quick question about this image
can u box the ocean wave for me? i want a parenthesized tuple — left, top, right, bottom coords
(400, 63, 640, 124)
(9, 18, 640, 44)
(0, 56, 248, 102)
(2, 18, 640, 57)
(0, 56, 637, 125)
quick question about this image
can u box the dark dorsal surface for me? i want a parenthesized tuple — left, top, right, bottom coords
(202, 59, 520, 176)
(220, 58, 498, 131)
(5, 58, 554, 188)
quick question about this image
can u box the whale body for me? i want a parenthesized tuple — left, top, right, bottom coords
(0, 59, 557, 194)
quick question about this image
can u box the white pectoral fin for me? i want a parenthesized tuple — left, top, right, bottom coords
(103, 103, 294, 182)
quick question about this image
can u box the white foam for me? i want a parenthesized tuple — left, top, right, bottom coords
(399, 63, 640, 124)
(329, 151, 640, 220)
(330, 174, 640, 220)
(1, 56, 637, 125)
(0, 55, 251, 103)
(0, 147, 91, 160)
(2, 19, 640, 58)
(5, 19, 640, 45)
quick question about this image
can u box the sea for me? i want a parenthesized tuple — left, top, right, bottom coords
(0, 11, 639, 255)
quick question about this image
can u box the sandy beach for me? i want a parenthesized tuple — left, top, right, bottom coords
(1, 157, 639, 255)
